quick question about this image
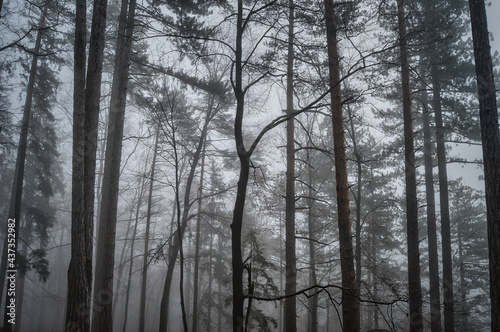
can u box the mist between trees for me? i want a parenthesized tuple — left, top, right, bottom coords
(0, 0, 499, 331)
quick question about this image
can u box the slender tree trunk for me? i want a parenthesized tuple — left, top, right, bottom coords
(231, 2, 248, 330)
(121, 188, 142, 332)
(323, 1, 357, 330)
(348, 109, 362, 331)
(468, 1, 500, 330)
(91, 0, 135, 328)
(139, 127, 160, 332)
(1, 10, 45, 332)
(217, 232, 223, 332)
(307, 156, 318, 332)
(284, 0, 296, 331)
(159, 103, 213, 332)
(456, 217, 469, 329)
(431, 66, 455, 332)
(206, 231, 214, 332)
(421, 85, 442, 332)
(396, 0, 423, 330)
(192, 138, 208, 332)
(113, 209, 135, 316)
(66, 0, 108, 327)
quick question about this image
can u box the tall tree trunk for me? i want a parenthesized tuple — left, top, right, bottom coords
(65, 0, 108, 327)
(231, 2, 248, 330)
(421, 85, 442, 332)
(1, 9, 45, 331)
(323, 1, 357, 330)
(192, 138, 208, 332)
(139, 127, 160, 332)
(91, 0, 136, 328)
(348, 109, 362, 331)
(396, 0, 423, 330)
(431, 66, 455, 332)
(307, 155, 318, 332)
(284, 0, 296, 331)
(468, 1, 500, 330)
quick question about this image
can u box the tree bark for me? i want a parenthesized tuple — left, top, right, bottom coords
(421, 86, 442, 332)
(91, 0, 135, 328)
(323, 1, 357, 330)
(396, 0, 423, 330)
(468, 1, 500, 330)
(1, 9, 45, 332)
(284, 0, 296, 331)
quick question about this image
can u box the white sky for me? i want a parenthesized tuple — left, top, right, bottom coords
(487, 1, 500, 54)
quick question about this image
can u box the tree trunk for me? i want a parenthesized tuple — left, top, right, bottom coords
(421, 85, 442, 332)
(206, 231, 215, 332)
(121, 188, 142, 332)
(431, 65, 455, 332)
(192, 137, 208, 332)
(65, 0, 108, 327)
(91, 0, 135, 328)
(307, 155, 318, 332)
(348, 108, 362, 331)
(158, 102, 213, 332)
(231, 2, 248, 330)
(396, 0, 423, 330)
(139, 127, 159, 332)
(1, 10, 45, 332)
(456, 216, 469, 329)
(468, 1, 500, 330)
(323, 1, 357, 330)
(284, 0, 296, 331)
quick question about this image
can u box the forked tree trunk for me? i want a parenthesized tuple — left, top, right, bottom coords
(284, 0, 296, 331)
(65, 0, 108, 327)
(468, 1, 500, 330)
(396, 0, 423, 330)
(323, 1, 357, 330)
